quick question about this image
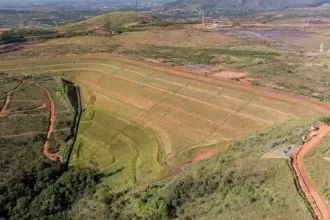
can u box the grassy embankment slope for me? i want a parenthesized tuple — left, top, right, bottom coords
(69, 119, 316, 220)
(1, 55, 329, 194)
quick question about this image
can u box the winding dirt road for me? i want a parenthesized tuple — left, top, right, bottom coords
(35, 83, 63, 163)
(292, 124, 330, 220)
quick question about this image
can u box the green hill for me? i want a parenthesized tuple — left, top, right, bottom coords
(60, 11, 153, 32)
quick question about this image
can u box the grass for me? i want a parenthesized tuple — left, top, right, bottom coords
(0, 74, 76, 162)
(2, 55, 329, 190)
(239, 104, 292, 123)
(123, 46, 280, 66)
(69, 106, 163, 190)
(79, 119, 315, 220)
(177, 86, 245, 112)
(149, 105, 218, 135)
(59, 11, 151, 32)
(163, 95, 232, 124)
(224, 114, 266, 133)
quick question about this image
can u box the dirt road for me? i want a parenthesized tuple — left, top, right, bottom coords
(35, 83, 63, 163)
(292, 125, 330, 220)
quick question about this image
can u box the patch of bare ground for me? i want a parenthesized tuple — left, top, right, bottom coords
(213, 71, 247, 79)
(180, 64, 223, 74)
(180, 64, 247, 79)
(181, 64, 250, 82)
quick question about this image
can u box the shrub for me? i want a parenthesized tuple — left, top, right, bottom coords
(321, 117, 330, 124)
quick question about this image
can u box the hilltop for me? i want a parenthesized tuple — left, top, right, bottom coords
(163, 0, 329, 14)
(60, 11, 153, 32)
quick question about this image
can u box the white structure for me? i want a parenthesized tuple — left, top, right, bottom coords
(320, 43, 324, 52)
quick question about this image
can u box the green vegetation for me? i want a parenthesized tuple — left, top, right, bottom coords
(0, 28, 87, 45)
(0, 74, 101, 220)
(321, 117, 330, 124)
(60, 11, 152, 33)
(0, 69, 326, 219)
(68, 119, 313, 220)
(124, 46, 280, 65)
(69, 103, 164, 191)
(164, 0, 327, 15)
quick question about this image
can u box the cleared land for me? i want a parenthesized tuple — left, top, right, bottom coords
(1, 54, 330, 189)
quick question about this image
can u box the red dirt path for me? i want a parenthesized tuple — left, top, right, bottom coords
(292, 124, 330, 220)
(35, 83, 63, 163)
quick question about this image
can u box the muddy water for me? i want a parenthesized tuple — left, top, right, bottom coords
(227, 28, 319, 52)
(239, 29, 317, 41)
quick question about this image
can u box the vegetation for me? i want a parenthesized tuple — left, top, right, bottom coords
(305, 133, 330, 203)
(163, 0, 328, 15)
(124, 46, 280, 65)
(2, 55, 327, 192)
(68, 119, 314, 220)
(60, 11, 153, 33)
(0, 74, 101, 220)
(2, 8, 330, 219)
(321, 117, 330, 124)
(0, 28, 87, 45)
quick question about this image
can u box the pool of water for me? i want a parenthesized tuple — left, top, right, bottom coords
(239, 29, 317, 41)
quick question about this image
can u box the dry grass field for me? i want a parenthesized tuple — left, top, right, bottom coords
(1, 54, 329, 189)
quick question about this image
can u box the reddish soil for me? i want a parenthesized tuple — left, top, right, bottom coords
(292, 124, 330, 220)
(35, 83, 63, 163)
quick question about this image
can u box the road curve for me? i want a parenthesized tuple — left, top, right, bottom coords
(292, 125, 330, 220)
(35, 83, 64, 163)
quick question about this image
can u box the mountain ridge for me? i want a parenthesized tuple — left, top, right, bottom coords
(162, 0, 330, 14)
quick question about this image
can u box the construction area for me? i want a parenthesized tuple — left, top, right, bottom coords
(1, 54, 330, 187)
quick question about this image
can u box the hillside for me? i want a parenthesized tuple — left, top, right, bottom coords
(69, 119, 316, 219)
(60, 11, 153, 32)
(163, 0, 330, 14)
(0, 73, 100, 219)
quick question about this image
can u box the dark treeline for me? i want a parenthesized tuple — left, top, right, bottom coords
(0, 28, 88, 44)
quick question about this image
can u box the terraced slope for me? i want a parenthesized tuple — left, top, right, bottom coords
(1, 54, 329, 189)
